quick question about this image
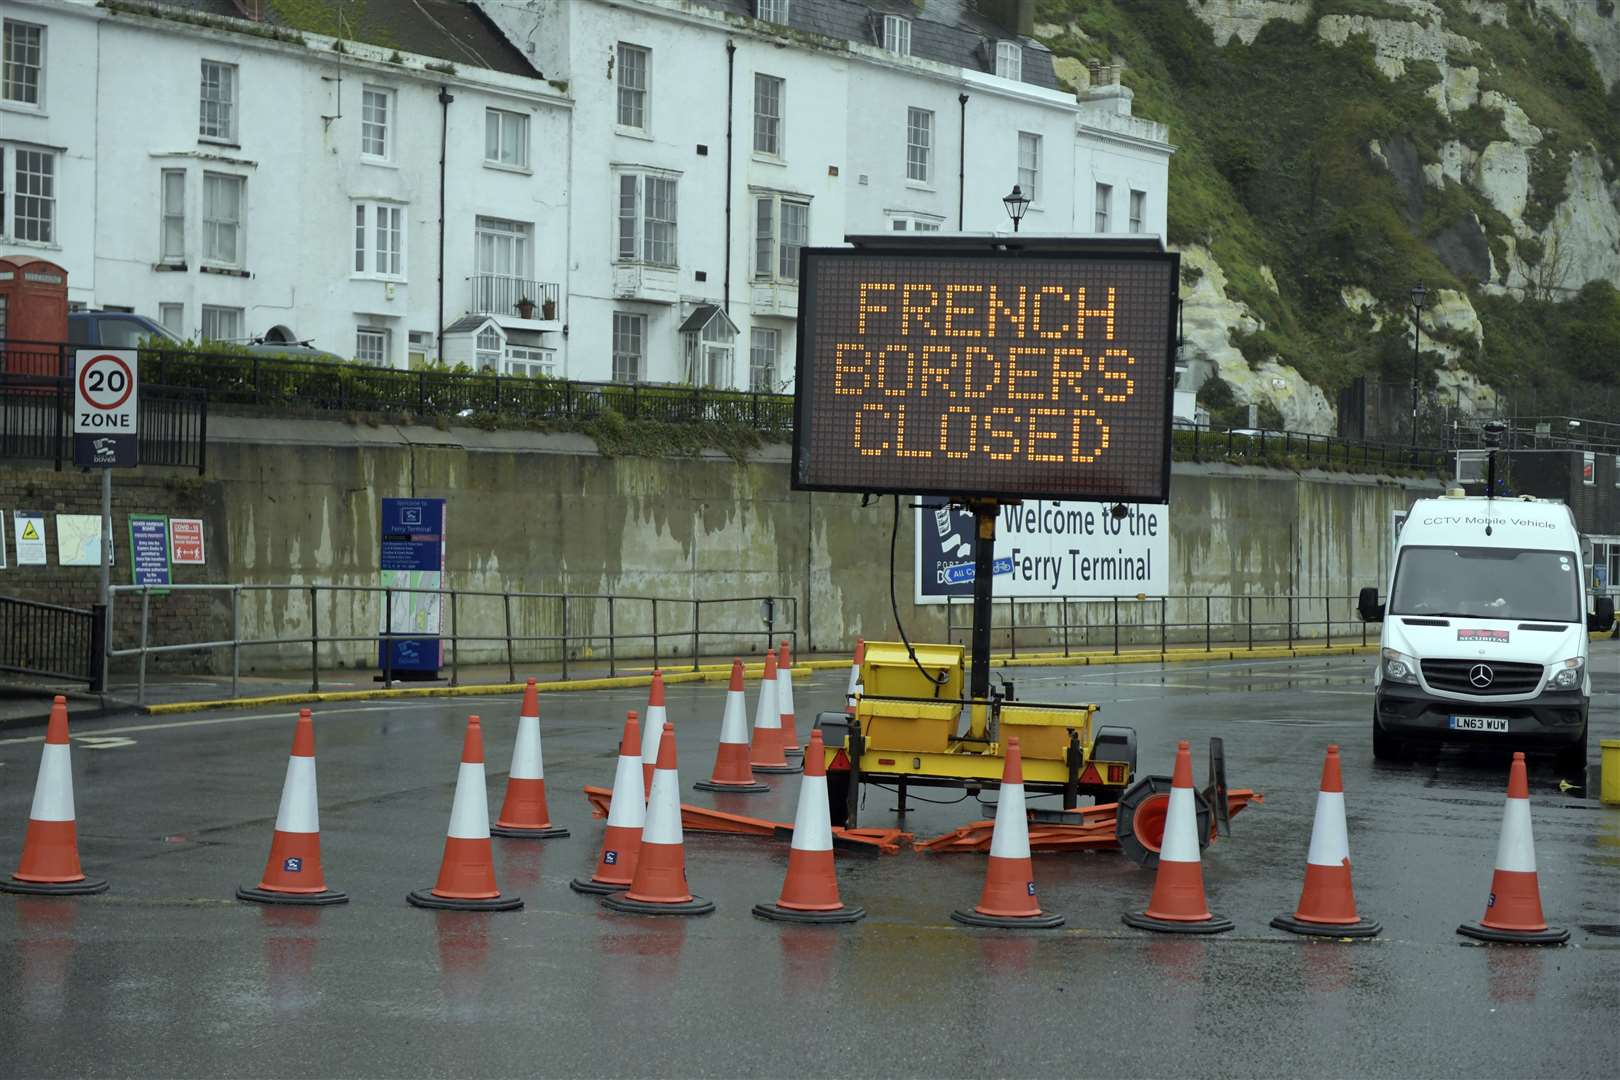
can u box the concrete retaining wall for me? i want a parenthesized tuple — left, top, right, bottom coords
(0, 416, 1441, 673)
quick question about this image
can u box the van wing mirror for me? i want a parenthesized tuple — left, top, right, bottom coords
(1590, 596, 1615, 634)
(1357, 587, 1385, 623)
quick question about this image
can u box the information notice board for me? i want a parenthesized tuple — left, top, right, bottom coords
(378, 498, 446, 675)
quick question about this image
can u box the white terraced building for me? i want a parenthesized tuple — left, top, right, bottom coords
(0, 0, 1171, 388)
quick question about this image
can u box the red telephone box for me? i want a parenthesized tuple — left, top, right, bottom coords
(0, 256, 69, 376)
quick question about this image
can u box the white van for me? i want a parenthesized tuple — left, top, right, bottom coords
(1358, 493, 1614, 773)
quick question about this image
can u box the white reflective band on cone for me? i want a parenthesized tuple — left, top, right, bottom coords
(1304, 790, 1348, 867)
(28, 743, 76, 822)
(1495, 797, 1537, 874)
(606, 753, 647, 829)
(791, 775, 834, 852)
(778, 667, 796, 718)
(273, 754, 320, 834)
(719, 692, 749, 745)
(641, 705, 667, 764)
(1159, 785, 1202, 863)
(988, 782, 1031, 859)
(754, 679, 780, 730)
(509, 715, 543, 780)
(447, 762, 491, 839)
(643, 768, 683, 846)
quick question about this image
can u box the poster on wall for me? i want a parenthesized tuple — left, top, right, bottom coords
(378, 498, 447, 675)
(170, 518, 206, 564)
(15, 511, 46, 566)
(129, 515, 172, 588)
(1583, 451, 1596, 485)
(56, 514, 111, 567)
(914, 499, 1169, 604)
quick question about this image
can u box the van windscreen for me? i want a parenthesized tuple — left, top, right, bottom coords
(1390, 547, 1581, 623)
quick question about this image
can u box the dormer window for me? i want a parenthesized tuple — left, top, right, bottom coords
(995, 41, 1022, 81)
(756, 0, 789, 25)
(882, 15, 911, 57)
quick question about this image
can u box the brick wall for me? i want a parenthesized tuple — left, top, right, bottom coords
(0, 461, 229, 672)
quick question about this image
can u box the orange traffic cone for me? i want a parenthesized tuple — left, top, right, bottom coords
(492, 678, 569, 839)
(777, 641, 801, 755)
(695, 659, 770, 792)
(750, 651, 800, 775)
(1123, 740, 1233, 934)
(408, 716, 523, 911)
(1, 697, 107, 896)
(754, 729, 864, 924)
(951, 738, 1063, 929)
(1458, 752, 1568, 945)
(641, 669, 668, 796)
(603, 723, 715, 916)
(1272, 745, 1377, 937)
(237, 709, 348, 906)
(846, 638, 865, 708)
(572, 711, 646, 895)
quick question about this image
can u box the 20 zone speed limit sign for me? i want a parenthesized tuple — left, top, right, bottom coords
(74, 348, 139, 468)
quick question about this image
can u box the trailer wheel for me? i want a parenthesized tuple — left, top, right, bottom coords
(1115, 775, 1214, 869)
(826, 769, 851, 829)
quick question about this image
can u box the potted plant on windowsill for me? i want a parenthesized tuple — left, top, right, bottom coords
(514, 296, 535, 319)
(541, 297, 557, 321)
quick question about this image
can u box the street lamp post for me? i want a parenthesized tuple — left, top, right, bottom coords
(1002, 184, 1030, 232)
(1410, 282, 1427, 447)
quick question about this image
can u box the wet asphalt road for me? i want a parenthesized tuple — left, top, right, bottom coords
(1, 649, 1617, 1078)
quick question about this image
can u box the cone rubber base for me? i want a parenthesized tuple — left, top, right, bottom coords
(1271, 913, 1380, 938)
(951, 909, 1065, 930)
(693, 779, 771, 793)
(601, 891, 715, 916)
(1457, 921, 1569, 946)
(407, 889, 523, 911)
(753, 901, 865, 924)
(569, 876, 630, 895)
(489, 824, 570, 839)
(236, 885, 349, 906)
(750, 762, 802, 775)
(1123, 910, 1234, 935)
(0, 876, 108, 896)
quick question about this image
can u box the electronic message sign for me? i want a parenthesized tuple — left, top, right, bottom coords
(792, 245, 1177, 503)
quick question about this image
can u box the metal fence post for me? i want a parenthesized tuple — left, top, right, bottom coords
(89, 603, 107, 694)
(1161, 597, 1167, 655)
(1325, 596, 1332, 647)
(560, 595, 570, 681)
(1247, 595, 1254, 651)
(449, 589, 460, 688)
(1287, 595, 1294, 649)
(503, 592, 515, 683)
(1009, 599, 1018, 658)
(691, 599, 700, 672)
(138, 588, 152, 705)
(310, 585, 320, 693)
(1061, 599, 1070, 657)
(230, 586, 240, 700)
(1205, 595, 1212, 652)
(384, 588, 394, 688)
(651, 599, 660, 669)
(608, 595, 616, 678)
(1112, 596, 1120, 655)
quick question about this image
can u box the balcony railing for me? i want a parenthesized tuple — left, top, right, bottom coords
(469, 274, 561, 320)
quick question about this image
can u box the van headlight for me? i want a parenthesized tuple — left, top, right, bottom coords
(1549, 657, 1584, 690)
(1382, 648, 1419, 685)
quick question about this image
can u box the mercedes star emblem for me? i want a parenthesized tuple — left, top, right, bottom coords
(1469, 664, 1494, 688)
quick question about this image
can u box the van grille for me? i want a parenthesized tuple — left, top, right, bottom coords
(1421, 659, 1543, 696)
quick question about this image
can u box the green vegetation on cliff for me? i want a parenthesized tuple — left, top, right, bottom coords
(1037, 0, 1620, 410)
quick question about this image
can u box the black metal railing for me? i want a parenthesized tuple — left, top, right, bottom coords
(1171, 423, 1448, 474)
(0, 595, 102, 688)
(469, 275, 561, 320)
(0, 371, 208, 473)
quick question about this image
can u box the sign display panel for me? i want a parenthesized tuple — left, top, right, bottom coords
(793, 247, 1177, 503)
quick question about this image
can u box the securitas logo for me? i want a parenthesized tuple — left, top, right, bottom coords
(1458, 629, 1510, 643)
